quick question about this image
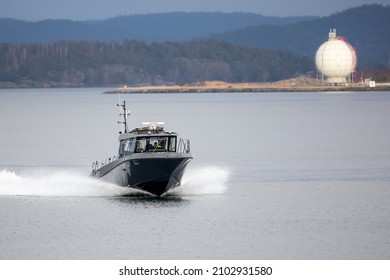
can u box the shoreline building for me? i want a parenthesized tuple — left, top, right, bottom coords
(315, 29, 357, 85)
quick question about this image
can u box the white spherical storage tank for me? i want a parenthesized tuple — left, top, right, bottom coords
(315, 29, 357, 84)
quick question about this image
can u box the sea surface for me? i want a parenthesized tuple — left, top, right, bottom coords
(0, 88, 389, 260)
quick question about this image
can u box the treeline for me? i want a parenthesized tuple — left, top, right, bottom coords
(0, 40, 314, 87)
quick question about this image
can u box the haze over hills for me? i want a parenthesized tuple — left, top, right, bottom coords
(211, 4, 390, 68)
(0, 4, 388, 70)
(0, 13, 316, 44)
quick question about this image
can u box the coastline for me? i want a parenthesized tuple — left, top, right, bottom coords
(105, 79, 390, 94)
(1, 77, 389, 93)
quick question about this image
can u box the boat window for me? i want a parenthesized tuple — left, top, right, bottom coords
(119, 139, 135, 155)
(168, 136, 176, 152)
(149, 138, 167, 152)
(119, 140, 126, 156)
(135, 138, 147, 152)
(124, 139, 134, 152)
(135, 137, 168, 153)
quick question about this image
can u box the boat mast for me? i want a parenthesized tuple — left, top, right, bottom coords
(117, 100, 130, 133)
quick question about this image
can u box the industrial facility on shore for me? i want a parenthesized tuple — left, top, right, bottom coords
(315, 29, 357, 85)
(106, 28, 390, 94)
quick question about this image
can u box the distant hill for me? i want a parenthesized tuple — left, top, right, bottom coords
(1, 6, 387, 69)
(211, 4, 390, 68)
(0, 12, 316, 44)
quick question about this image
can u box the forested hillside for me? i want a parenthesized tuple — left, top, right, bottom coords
(0, 40, 314, 87)
(212, 4, 390, 68)
(1, 5, 387, 69)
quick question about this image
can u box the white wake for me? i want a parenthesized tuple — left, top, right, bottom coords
(0, 169, 131, 197)
(0, 166, 229, 197)
(173, 166, 229, 195)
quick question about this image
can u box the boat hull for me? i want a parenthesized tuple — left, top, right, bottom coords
(91, 153, 192, 196)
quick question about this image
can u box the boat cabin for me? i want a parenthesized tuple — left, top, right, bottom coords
(118, 122, 186, 157)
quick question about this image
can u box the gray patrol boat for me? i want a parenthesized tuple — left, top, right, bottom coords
(90, 101, 192, 196)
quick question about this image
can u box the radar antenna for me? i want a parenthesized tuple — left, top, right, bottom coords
(117, 100, 130, 133)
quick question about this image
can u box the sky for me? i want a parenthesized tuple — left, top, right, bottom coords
(0, 0, 389, 21)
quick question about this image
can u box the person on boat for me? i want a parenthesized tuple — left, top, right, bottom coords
(153, 141, 163, 150)
(146, 141, 154, 150)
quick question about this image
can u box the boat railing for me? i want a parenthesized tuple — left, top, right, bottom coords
(92, 155, 117, 172)
(178, 139, 191, 154)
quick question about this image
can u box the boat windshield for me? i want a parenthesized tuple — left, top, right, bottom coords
(119, 138, 135, 156)
(135, 136, 176, 153)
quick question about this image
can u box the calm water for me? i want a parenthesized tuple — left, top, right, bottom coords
(0, 88, 389, 259)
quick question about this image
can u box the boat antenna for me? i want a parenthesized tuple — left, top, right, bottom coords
(117, 100, 130, 133)
(118, 92, 122, 114)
